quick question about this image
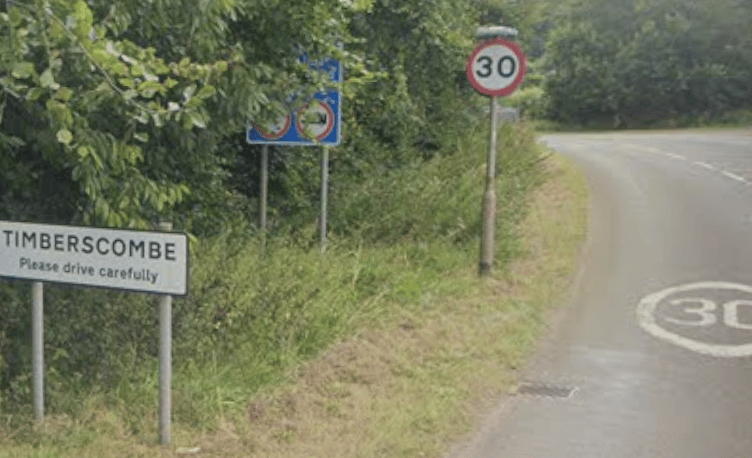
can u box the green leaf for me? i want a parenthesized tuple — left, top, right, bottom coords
(54, 87, 74, 102)
(40, 69, 56, 88)
(111, 62, 129, 76)
(190, 111, 207, 128)
(214, 61, 228, 73)
(180, 112, 193, 130)
(134, 110, 149, 124)
(134, 132, 149, 142)
(152, 60, 170, 75)
(73, 0, 94, 38)
(47, 100, 74, 127)
(12, 62, 35, 79)
(57, 129, 73, 145)
(137, 80, 164, 96)
(183, 85, 197, 101)
(196, 85, 216, 99)
(152, 112, 165, 127)
(184, 97, 202, 108)
(8, 7, 21, 26)
(26, 88, 45, 101)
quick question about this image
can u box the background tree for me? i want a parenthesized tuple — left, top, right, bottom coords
(542, 0, 752, 125)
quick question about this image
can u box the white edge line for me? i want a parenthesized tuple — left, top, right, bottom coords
(663, 152, 686, 161)
(721, 170, 747, 183)
(694, 161, 716, 171)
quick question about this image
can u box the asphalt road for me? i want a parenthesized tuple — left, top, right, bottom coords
(450, 129, 752, 458)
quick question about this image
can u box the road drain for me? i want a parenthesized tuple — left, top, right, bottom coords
(515, 382, 577, 399)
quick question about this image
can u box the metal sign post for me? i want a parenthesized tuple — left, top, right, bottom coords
(32, 281, 44, 422)
(480, 96, 500, 275)
(466, 27, 526, 276)
(0, 219, 188, 440)
(158, 221, 173, 447)
(246, 54, 342, 248)
(260, 144, 269, 234)
(320, 147, 329, 252)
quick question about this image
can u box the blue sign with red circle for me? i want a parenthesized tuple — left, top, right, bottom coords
(247, 56, 342, 146)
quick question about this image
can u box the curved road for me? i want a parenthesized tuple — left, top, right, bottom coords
(451, 129, 752, 457)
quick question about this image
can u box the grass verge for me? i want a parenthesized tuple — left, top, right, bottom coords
(188, 149, 587, 457)
(0, 135, 589, 457)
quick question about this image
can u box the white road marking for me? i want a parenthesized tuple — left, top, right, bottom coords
(662, 152, 686, 161)
(637, 281, 752, 358)
(720, 170, 747, 183)
(552, 138, 750, 188)
(622, 143, 687, 161)
(643, 146, 670, 155)
(693, 161, 716, 171)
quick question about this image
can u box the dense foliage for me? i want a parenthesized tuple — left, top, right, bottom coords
(1, 0, 549, 422)
(0, 122, 545, 423)
(541, 0, 752, 126)
(0, 0, 491, 233)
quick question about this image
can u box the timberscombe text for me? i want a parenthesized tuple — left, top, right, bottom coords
(2, 230, 178, 261)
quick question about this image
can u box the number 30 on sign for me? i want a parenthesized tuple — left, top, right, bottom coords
(466, 38, 527, 97)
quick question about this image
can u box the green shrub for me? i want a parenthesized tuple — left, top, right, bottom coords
(0, 121, 545, 430)
(505, 87, 550, 120)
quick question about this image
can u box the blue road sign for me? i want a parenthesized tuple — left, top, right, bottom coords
(247, 56, 342, 146)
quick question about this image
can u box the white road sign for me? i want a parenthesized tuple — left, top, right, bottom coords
(0, 221, 188, 296)
(637, 281, 752, 357)
(466, 38, 527, 97)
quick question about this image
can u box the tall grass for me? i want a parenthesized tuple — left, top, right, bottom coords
(0, 122, 545, 448)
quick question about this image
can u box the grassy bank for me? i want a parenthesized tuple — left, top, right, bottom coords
(0, 124, 589, 457)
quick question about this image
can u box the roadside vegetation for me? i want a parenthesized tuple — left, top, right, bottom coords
(4, 0, 747, 455)
(0, 2, 561, 454)
(504, 0, 752, 129)
(0, 121, 585, 458)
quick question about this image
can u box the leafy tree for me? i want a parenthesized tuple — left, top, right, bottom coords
(0, 1, 243, 228)
(542, 0, 752, 125)
(0, 0, 358, 231)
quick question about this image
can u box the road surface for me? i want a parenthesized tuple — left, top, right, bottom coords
(450, 129, 752, 457)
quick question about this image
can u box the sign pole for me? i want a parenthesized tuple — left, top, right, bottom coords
(158, 221, 173, 447)
(32, 281, 44, 422)
(260, 144, 269, 237)
(320, 146, 329, 252)
(480, 96, 499, 275)
(466, 27, 525, 276)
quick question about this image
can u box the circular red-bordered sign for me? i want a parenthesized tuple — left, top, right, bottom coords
(296, 101, 335, 141)
(466, 38, 527, 97)
(254, 114, 292, 140)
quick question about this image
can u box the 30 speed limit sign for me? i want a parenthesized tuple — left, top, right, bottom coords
(466, 38, 527, 97)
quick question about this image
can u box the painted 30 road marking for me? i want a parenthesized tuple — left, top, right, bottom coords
(637, 281, 752, 357)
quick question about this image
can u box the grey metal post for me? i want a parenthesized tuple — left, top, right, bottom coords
(32, 281, 44, 422)
(474, 25, 518, 276)
(479, 96, 499, 275)
(320, 146, 329, 252)
(158, 221, 173, 447)
(260, 144, 268, 232)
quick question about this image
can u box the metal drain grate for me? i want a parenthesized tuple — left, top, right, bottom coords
(515, 382, 577, 399)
